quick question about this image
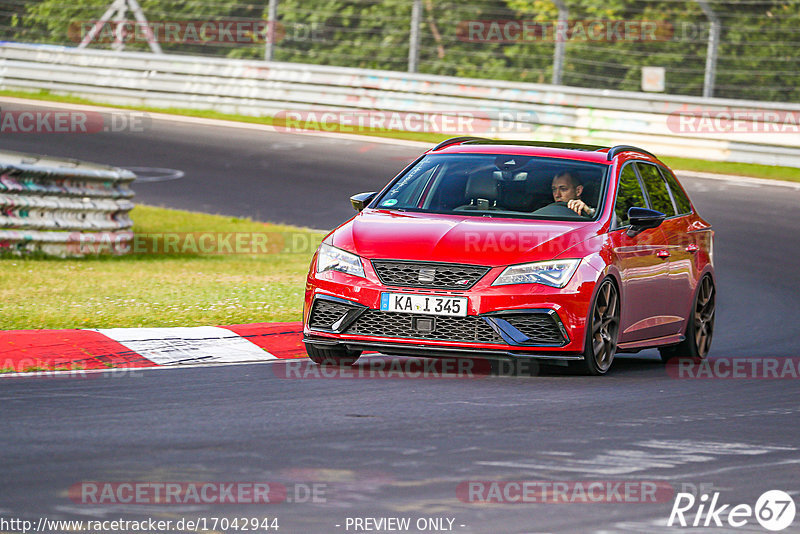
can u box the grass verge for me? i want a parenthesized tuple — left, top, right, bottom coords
(2, 89, 799, 183)
(0, 205, 323, 330)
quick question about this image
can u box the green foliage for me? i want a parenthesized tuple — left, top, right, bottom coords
(5, 0, 800, 101)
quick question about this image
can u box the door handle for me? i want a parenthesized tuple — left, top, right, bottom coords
(686, 243, 699, 253)
(656, 249, 670, 259)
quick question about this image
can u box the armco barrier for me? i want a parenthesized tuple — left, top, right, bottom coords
(1, 42, 800, 167)
(0, 149, 134, 256)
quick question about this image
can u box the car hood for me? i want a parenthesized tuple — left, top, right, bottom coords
(330, 210, 596, 266)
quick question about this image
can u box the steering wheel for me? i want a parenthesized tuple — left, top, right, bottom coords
(531, 201, 581, 217)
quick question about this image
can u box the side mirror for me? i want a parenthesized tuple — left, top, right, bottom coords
(350, 192, 377, 212)
(626, 207, 666, 237)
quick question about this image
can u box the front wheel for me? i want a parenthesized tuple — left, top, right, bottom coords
(305, 343, 362, 366)
(660, 275, 715, 362)
(573, 278, 620, 375)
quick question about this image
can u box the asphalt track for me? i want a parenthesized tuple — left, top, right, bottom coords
(2, 101, 800, 533)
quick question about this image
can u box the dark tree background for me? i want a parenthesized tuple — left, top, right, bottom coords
(4, 0, 799, 102)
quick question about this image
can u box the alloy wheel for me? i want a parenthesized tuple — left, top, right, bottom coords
(590, 280, 620, 373)
(694, 276, 715, 359)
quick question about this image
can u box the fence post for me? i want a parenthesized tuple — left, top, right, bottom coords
(408, 0, 422, 73)
(265, 0, 278, 61)
(697, 0, 720, 98)
(78, 0, 162, 54)
(552, 0, 568, 85)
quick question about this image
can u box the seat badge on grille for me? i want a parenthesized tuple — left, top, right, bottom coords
(418, 267, 436, 283)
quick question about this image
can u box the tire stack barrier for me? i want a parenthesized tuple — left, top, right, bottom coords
(0, 150, 135, 256)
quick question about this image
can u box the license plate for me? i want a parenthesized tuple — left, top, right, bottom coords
(380, 293, 468, 317)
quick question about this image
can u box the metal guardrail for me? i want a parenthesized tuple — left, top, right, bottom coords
(2, 42, 800, 167)
(0, 149, 135, 256)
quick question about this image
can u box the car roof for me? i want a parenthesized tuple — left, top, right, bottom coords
(427, 138, 661, 166)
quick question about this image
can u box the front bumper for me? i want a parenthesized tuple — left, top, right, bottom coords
(303, 259, 601, 360)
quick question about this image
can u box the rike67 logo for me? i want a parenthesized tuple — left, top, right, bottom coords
(668, 490, 796, 531)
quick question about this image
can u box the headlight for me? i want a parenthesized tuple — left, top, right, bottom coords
(492, 259, 581, 288)
(316, 243, 365, 278)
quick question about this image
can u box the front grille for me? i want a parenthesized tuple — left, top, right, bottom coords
(346, 310, 504, 344)
(308, 299, 353, 330)
(502, 314, 565, 344)
(371, 260, 490, 290)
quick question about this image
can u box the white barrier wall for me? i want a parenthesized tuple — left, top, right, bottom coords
(2, 43, 800, 167)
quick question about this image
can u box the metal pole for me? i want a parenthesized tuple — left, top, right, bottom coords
(697, 0, 720, 98)
(128, 0, 162, 54)
(265, 0, 278, 61)
(552, 0, 568, 85)
(112, 0, 127, 51)
(79, 0, 161, 53)
(78, 0, 125, 49)
(408, 0, 422, 73)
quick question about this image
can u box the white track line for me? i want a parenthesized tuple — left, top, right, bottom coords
(0, 353, 392, 379)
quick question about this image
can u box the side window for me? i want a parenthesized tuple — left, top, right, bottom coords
(637, 163, 676, 216)
(383, 164, 438, 207)
(614, 164, 646, 227)
(659, 166, 693, 215)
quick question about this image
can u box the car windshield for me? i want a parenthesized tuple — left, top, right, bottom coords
(374, 153, 609, 220)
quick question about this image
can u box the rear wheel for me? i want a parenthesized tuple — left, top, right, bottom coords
(660, 275, 715, 362)
(574, 278, 619, 376)
(305, 343, 362, 366)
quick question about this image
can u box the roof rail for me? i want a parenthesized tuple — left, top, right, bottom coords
(431, 137, 489, 151)
(468, 139, 608, 151)
(606, 145, 657, 161)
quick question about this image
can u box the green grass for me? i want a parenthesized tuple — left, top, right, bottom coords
(0, 364, 85, 373)
(0, 205, 324, 330)
(659, 156, 800, 182)
(3, 88, 800, 182)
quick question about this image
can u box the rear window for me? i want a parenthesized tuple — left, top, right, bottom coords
(373, 153, 609, 221)
(636, 162, 676, 216)
(659, 166, 693, 215)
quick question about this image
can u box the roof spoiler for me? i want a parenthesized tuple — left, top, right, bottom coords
(431, 137, 489, 151)
(606, 145, 657, 161)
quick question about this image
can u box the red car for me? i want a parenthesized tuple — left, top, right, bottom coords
(302, 138, 715, 375)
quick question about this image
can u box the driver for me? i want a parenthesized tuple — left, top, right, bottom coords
(551, 171, 596, 217)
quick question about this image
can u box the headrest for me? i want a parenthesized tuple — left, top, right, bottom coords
(466, 172, 499, 200)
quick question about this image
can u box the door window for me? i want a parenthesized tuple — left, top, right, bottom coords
(614, 164, 647, 227)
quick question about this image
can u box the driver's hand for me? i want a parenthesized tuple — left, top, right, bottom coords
(567, 199, 590, 215)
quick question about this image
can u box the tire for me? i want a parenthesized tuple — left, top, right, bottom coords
(573, 278, 620, 376)
(305, 343, 362, 366)
(660, 275, 715, 363)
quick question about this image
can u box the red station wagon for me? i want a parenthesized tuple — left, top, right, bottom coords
(302, 138, 715, 375)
